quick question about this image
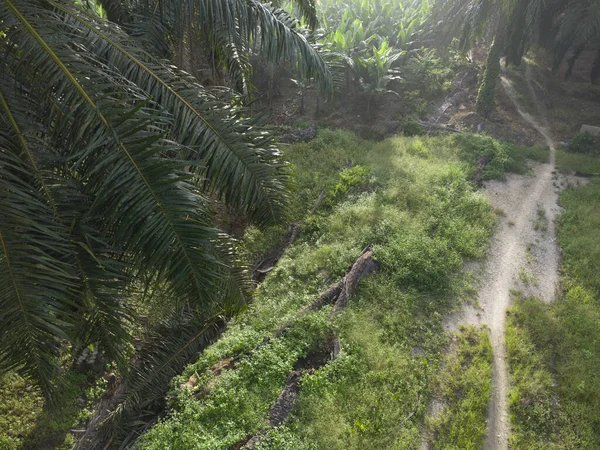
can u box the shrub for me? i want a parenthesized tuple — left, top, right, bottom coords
(568, 132, 600, 155)
(402, 118, 425, 136)
(377, 231, 462, 291)
(326, 165, 372, 207)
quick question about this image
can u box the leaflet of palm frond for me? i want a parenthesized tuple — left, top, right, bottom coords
(47, 0, 291, 227)
(0, 82, 78, 403)
(0, 0, 247, 398)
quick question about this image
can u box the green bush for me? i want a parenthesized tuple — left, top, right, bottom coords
(568, 132, 600, 155)
(377, 231, 461, 291)
(402, 118, 425, 136)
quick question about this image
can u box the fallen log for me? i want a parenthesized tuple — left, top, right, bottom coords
(210, 248, 374, 386)
(331, 248, 377, 356)
(237, 249, 377, 449)
(331, 248, 377, 317)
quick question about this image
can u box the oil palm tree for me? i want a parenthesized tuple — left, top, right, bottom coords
(431, 0, 600, 113)
(96, 0, 330, 95)
(0, 0, 331, 414)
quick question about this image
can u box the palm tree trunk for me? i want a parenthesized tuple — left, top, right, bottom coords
(476, 11, 507, 118)
(476, 37, 502, 117)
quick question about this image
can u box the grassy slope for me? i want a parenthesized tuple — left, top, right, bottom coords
(135, 129, 546, 450)
(506, 160, 600, 448)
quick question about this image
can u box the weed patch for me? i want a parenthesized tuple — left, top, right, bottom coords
(556, 147, 600, 175)
(0, 371, 105, 450)
(425, 326, 493, 450)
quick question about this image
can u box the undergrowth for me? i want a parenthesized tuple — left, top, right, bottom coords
(506, 177, 600, 449)
(136, 129, 543, 449)
(0, 371, 105, 450)
(0, 129, 543, 449)
(556, 147, 600, 175)
(426, 326, 493, 450)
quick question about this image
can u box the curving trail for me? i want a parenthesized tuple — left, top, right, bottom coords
(444, 67, 562, 449)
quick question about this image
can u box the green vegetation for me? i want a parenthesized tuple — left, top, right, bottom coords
(568, 132, 600, 155)
(453, 134, 548, 179)
(506, 177, 600, 448)
(0, 0, 334, 440)
(534, 204, 548, 234)
(556, 132, 600, 174)
(432, 0, 600, 117)
(135, 129, 544, 449)
(425, 326, 493, 450)
(0, 371, 106, 450)
(556, 150, 600, 175)
(2, 0, 600, 447)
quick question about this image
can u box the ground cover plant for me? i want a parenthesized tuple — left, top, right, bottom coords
(555, 150, 600, 176)
(425, 326, 493, 450)
(506, 176, 600, 449)
(135, 129, 542, 449)
(0, 371, 108, 449)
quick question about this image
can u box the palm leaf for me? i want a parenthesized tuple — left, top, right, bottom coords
(0, 84, 78, 400)
(0, 0, 254, 396)
(47, 0, 291, 226)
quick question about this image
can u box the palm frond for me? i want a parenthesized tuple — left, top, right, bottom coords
(272, 0, 319, 30)
(131, 0, 332, 92)
(0, 0, 260, 395)
(47, 0, 291, 226)
(553, 0, 600, 76)
(76, 312, 225, 449)
(0, 84, 77, 400)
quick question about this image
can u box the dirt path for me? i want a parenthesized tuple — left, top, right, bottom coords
(444, 69, 562, 449)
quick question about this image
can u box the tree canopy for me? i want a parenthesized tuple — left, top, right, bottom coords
(0, 0, 332, 404)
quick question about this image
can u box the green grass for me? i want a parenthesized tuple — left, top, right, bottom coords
(425, 326, 493, 450)
(558, 178, 600, 295)
(0, 371, 105, 450)
(506, 177, 600, 449)
(556, 147, 600, 175)
(27, 128, 537, 450)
